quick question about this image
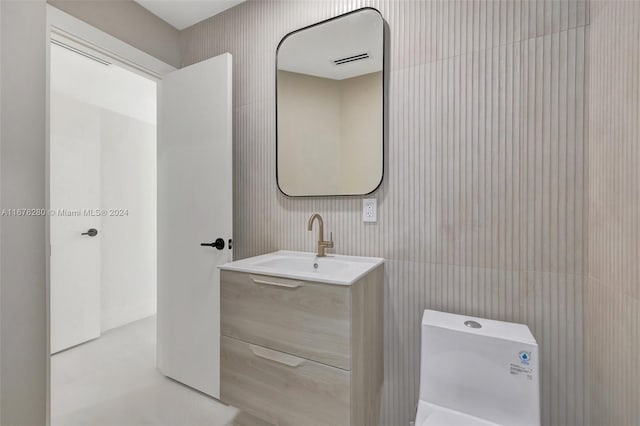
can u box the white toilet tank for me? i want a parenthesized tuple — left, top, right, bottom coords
(418, 310, 540, 426)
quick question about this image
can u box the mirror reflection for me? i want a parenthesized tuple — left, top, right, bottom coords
(276, 8, 384, 196)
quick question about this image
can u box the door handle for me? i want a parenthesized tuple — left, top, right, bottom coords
(200, 238, 225, 250)
(81, 228, 98, 237)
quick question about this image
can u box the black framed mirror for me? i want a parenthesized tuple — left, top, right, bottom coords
(276, 8, 384, 197)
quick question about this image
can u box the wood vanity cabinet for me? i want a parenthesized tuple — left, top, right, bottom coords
(220, 266, 384, 426)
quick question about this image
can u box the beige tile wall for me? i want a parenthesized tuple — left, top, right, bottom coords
(587, 2, 640, 425)
(180, 1, 590, 425)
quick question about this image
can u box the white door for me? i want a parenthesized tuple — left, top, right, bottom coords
(157, 53, 233, 398)
(50, 93, 102, 354)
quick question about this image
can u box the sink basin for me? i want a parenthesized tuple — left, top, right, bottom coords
(252, 256, 350, 274)
(218, 250, 384, 285)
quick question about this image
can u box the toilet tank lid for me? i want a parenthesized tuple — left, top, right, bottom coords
(422, 310, 537, 345)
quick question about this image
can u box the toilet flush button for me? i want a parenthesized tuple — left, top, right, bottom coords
(464, 320, 482, 329)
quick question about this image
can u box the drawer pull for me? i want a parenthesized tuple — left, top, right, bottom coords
(250, 275, 301, 288)
(250, 344, 305, 367)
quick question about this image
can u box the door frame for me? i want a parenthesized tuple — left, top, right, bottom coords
(46, 6, 175, 424)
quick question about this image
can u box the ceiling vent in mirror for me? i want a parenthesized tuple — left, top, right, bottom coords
(333, 52, 370, 65)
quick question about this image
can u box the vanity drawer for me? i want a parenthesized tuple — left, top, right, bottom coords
(220, 270, 351, 369)
(221, 336, 350, 426)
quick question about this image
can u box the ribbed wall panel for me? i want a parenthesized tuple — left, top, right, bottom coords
(180, 2, 589, 425)
(587, 2, 640, 426)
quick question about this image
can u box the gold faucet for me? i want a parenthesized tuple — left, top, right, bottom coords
(307, 213, 334, 257)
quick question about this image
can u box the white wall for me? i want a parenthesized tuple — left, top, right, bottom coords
(100, 108, 156, 331)
(0, 1, 48, 424)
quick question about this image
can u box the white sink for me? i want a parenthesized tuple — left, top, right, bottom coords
(218, 250, 384, 285)
(252, 256, 350, 274)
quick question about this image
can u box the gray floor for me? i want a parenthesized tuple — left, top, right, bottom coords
(51, 316, 237, 426)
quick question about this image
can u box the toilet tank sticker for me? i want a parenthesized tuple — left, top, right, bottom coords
(510, 351, 534, 380)
(519, 351, 532, 365)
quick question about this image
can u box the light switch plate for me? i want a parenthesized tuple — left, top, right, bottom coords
(363, 198, 377, 222)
